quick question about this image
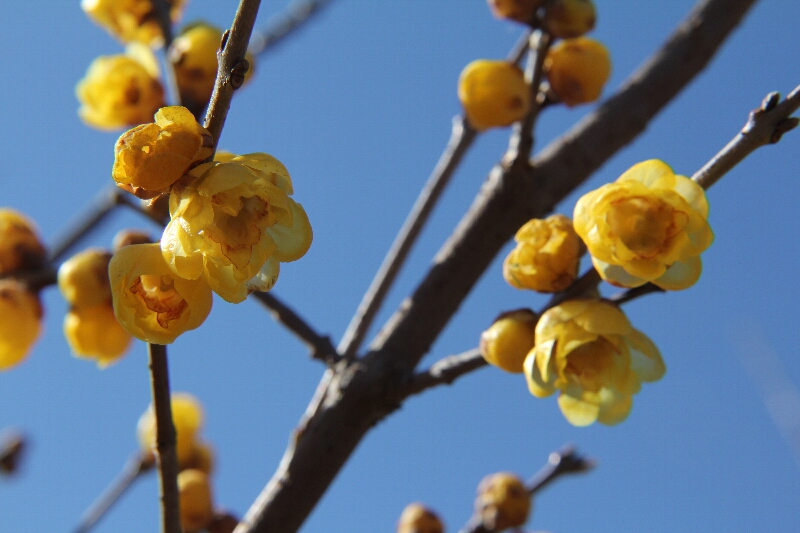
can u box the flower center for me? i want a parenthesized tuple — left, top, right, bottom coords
(607, 196, 687, 259)
(130, 274, 188, 329)
(564, 337, 618, 392)
(208, 195, 272, 269)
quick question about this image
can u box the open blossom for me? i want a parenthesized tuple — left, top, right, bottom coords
(0, 209, 46, 276)
(82, 0, 187, 47)
(109, 243, 212, 344)
(112, 106, 213, 199)
(76, 46, 165, 130)
(574, 159, 713, 290)
(0, 281, 42, 371)
(503, 214, 583, 293)
(161, 153, 313, 303)
(524, 299, 665, 426)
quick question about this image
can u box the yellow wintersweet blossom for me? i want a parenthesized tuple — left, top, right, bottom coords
(544, 37, 610, 107)
(480, 309, 538, 373)
(169, 23, 256, 112)
(544, 0, 596, 38)
(81, 0, 187, 47)
(458, 60, 530, 131)
(109, 243, 212, 344)
(0, 281, 42, 371)
(161, 153, 313, 303)
(397, 503, 444, 533)
(524, 299, 665, 426)
(76, 46, 165, 131)
(58, 248, 113, 308)
(574, 159, 714, 290)
(486, 0, 544, 24)
(137, 392, 204, 469)
(0, 209, 46, 276)
(112, 106, 213, 199)
(178, 469, 214, 533)
(475, 472, 531, 530)
(504, 214, 583, 293)
(63, 305, 132, 367)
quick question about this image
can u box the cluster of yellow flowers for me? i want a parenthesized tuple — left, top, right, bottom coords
(0, 210, 46, 370)
(107, 106, 312, 344)
(458, 0, 609, 131)
(481, 159, 713, 425)
(137, 393, 236, 532)
(77, 0, 254, 130)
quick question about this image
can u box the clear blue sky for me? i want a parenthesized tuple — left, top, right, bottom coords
(2, 1, 799, 532)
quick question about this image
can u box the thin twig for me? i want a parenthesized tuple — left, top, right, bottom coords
(457, 446, 594, 533)
(250, 0, 335, 56)
(71, 453, 152, 533)
(403, 348, 485, 397)
(148, 343, 182, 533)
(338, 118, 478, 357)
(507, 30, 533, 65)
(251, 292, 341, 365)
(150, 0, 182, 107)
(203, 0, 263, 155)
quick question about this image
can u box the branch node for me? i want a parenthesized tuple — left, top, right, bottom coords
(761, 91, 781, 112)
(771, 117, 799, 143)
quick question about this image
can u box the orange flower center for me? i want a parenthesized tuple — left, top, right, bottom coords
(130, 274, 188, 328)
(607, 196, 688, 259)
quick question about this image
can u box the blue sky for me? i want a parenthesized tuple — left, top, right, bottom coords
(2, 1, 800, 532)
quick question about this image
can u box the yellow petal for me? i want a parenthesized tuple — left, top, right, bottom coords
(626, 329, 666, 382)
(246, 257, 281, 294)
(269, 200, 313, 263)
(524, 349, 555, 398)
(617, 159, 674, 187)
(653, 255, 702, 290)
(592, 257, 648, 288)
(596, 389, 633, 425)
(558, 392, 600, 426)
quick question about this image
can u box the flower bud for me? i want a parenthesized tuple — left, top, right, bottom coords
(486, 0, 544, 24)
(544, 0, 596, 38)
(0, 281, 43, 371)
(112, 106, 214, 199)
(475, 472, 531, 530)
(0, 430, 27, 476)
(208, 513, 239, 533)
(63, 305, 132, 367)
(183, 441, 215, 474)
(76, 47, 165, 130)
(137, 392, 205, 468)
(58, 248, 113, 308)
(81, 0, 187, 47)
(397, 503, 444, 533)
(503, 214, 583, 293)
(544, 37, 611, 106)
(178, 469, 214, 533)
(480, 309, 538, 374)
(0, 209, 46, 276)
(458, 60, 530, 130)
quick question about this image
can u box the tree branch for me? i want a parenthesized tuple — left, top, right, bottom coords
(403, 348, 486, 398)
(250, 0, 336, 56)
(148, 343, 181, 533)
(235, 1, 760, 532)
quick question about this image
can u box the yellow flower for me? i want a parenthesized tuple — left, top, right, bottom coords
(573, 159, 714, 290)
(109, 243, 212, 344)
(397, 503, 444, 533)
(486, 0, 544, 24)
(480, 309, 538, 373)
(64, 305, 132, 367)
(178, 469, 214, 533)
(58, 248, 113, 308)
(0, 281, 42, 371)
(0, 209, 46, 276)
(503, 214, 583, 293)
(137, 392, 204, 468)
(112, 106, 213, 199)
(458, 60, 530, 131)
(475, 472, 531, 530)
(76, 46, 165, 131)
(161, 153, 313, 303)
(544, 37, 610, 107)
(524, 299, 665, 426)
(81, 0, 187, 47)
(544, 0, 596, 38)
(169, 23, 256, 112)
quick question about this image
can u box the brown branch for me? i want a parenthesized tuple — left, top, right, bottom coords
(150, 0, 182, 107)
(251, 291, 341, 365)
(235, 1, 760, 532)
(338, 118, 478, 357)
(148, 343, 182, 533)
(403, 348, 486, 398)
(250, 0, 336, 56)
(71, 453, 152, 533)
(203, 0, 263, 154)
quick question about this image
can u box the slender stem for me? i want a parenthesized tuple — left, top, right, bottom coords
(148, 343, 182, 533)
(151, 0, 182, 107)
(403, 348, 485, 398)
(203, 0, 263, 154)
(507, 30, 533, 65)
(0, 429, 26, 475)
(250, 0, 336, 56)
(338, 118, 478, 357)
(71, 453, 151, 533)
(251, 292, 341, 365)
